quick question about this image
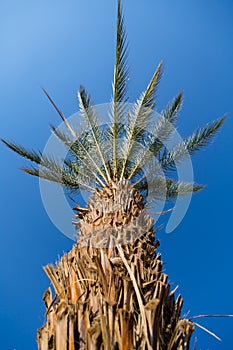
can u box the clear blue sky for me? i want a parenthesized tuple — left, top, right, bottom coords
(1, 1, 233, 349)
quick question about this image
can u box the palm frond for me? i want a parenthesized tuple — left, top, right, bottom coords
(1, 139, 42, 164)
(113, 0, 129, 105)
(78, 86, 111, 181)
(50, 125, 73, 148)
(22, 160, 96, 193)
(1, 138, 98, 191)
(1, 140, 62, 174)
(51, 124, 108, 186)
(160, 116, 226, 170)
(136, 61, 163, 111)
(70, 140, 107, 186)
(119, 62, 163, 180)
(124, 92, 183, 179)
(111, 0, 129, 177)
(126, 137, 158, 180)
(165, 179, 205, 199)
(161, 91, 183, 124)
(135, 92, 183, 160)
(42, 88, 76, 138)
(64, 159, 98, 189)
(146, 116, 174, 158)
(22, 166, 60, 181)
(22, 165, 75, 187)
(51, 125, 95, 156)
(135, 177, 204, 201)
(51, 125, 92, 168)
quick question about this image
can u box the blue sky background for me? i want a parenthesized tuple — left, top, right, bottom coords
(1, 0, 233, 349)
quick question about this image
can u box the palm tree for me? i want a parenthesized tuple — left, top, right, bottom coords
(2, 1, 225, 349)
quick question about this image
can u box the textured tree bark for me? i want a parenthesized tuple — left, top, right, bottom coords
(37, 180, 195, 349)
(37, 239, 194, 349)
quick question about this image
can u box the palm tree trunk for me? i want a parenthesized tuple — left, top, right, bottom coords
(37, 234, 194, 349)
(37, 180, 194, 349)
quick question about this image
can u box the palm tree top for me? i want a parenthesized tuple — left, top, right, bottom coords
(1, 0, 225, 207)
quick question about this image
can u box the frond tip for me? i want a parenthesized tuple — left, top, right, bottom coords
(135, 177, 205, 201)
(41, 87, 77, 138)
(160, 115, 226, 170)
(138, 61, 163, 111)
(113, 0, 129, 104)
(1, 139, 42, 164)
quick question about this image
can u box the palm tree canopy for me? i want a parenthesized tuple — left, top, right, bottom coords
(1, 0, 225, 206)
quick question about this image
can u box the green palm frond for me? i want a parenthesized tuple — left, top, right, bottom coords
(119, 62, 163, 180)
(1, 139, 42, 164)
(63, 159, 98, 190)
(150, 92, 183, 153)
(111, 0, 129, 177)
(70, 141, 107, 186)
(135, 176, 204, 201)
(50, 125, 74, 147)
(22, 166, 64, 184)
(160, 116, 226, 170)
(45, 91, 105, 181)
(126, 136, 159, 180)
(136, 92, 183, 158)
(136, 61, 163, 111)
(113, 0, 129, 105)
(1, 140, 66, 177)
(78, 86, 111, 181)
(165, 179, 205, 199)
(1, 138, 98, 192)
(22, 166, 76, 189)
(51, 125, 95, 156)
(51, 125, 94, 173)
(51, 123, 108, 186)
(22, 165, 95, 193)
(121, 62, 162, 179)
(50, 125, 69, 141)
(22, 155, 97, 192)
(161, 91, 183, 124)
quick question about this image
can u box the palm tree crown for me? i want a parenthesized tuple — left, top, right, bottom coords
(2, 0, 225, 222)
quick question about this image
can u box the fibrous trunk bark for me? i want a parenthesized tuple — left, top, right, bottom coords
(37, 180, 194, 349)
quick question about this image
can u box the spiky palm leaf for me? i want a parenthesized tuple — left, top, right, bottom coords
(149, 92, 184, 155)
(113, 0, 128, 105)
(111, 0, 129, 177)
(135, 177, 205, 201)
(119, 62, 163, 180)
(160, 116, 226, 171)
